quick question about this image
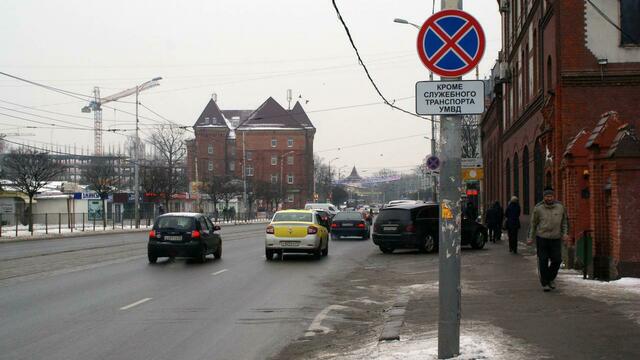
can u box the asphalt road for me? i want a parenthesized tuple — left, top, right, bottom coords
(0, 224, 374, 360)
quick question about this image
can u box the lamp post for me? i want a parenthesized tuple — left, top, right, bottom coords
(328, 157, 339, 203)
(134, 76, 162, 228)
(280, 150, 296, 208)
(394, 17, 438, 201)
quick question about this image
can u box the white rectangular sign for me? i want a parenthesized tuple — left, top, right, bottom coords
(415, 80, 485, 115)
(461, 157, 483, 168)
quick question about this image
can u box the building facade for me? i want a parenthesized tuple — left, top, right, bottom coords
(482, 0, 640, 278)
(187, 97, 315, 210)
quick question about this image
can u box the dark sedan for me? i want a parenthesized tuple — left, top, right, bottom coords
(148, 212, 222, 263)
(330, 211, 370, 240)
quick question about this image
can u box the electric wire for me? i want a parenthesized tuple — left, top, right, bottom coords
(331, 0, 428, 121)
(586, 0, 639, 45)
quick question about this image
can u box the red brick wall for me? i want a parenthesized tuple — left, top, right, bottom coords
(610, 161, 640, 276)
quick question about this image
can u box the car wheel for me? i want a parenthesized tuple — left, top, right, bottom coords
(197, 246, 207, 263)
(313, 244, 322, 259)
(421, 234, 437, 253)
(379, 246, 394, 254)
(321, 240, 329, 257)
(470, 231, 486, 249)
(148, 252, 158, 264)
(265, 248, 274, 261)
(214, 244, 222, 259)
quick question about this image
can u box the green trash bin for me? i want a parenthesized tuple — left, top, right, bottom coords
(576, 231, 592, 279)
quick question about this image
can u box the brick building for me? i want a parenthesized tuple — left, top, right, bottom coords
(481, 0, 640, 278)
(187, 96, 315, 210)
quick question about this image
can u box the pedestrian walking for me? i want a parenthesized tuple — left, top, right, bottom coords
(504, 196, 521, 253)
(485, 201, 502, 243)
(464, 200, 478, 221)
(158, 204, 166, 215)
(526, 187, 570, 292)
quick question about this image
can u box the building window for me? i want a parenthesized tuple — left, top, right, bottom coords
(207, 144, 213, 154)
(229, 162, 235, 172)
(271, 155, 277, 165)
(621, 0, 640, 46)
(204, 117, 210, 124)
(287, 194, 294, 203)
(546, 56, 552, 92)
(208, 160, 213, 172)
(271, 138, 277, 148)
(287, 155, 294, 165)
(513, 152, 520, 199)
(506, 158, 511, 200)
(246, 165, 254, 177)
(522, 146, 530, 214)
(271, 174, 278, 184)
(287, 174, 294, 184)
(287, 138, 294, 147)
(246, 151, 253, 161)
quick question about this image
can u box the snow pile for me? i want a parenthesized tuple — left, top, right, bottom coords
(562, 274, 640, 296)
(318, 324, 542, 360)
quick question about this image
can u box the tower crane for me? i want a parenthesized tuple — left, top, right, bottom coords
(82, 77, 162, 156)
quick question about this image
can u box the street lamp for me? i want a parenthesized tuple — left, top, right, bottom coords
(134, 76, 162, 228)
(280, 150, 296, 208)
(394, 16, 438, 201)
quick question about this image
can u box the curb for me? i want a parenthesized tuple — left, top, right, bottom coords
(379, 292, 410, 341)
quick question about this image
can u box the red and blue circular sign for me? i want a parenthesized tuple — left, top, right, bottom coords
(417, 9, 485, 77)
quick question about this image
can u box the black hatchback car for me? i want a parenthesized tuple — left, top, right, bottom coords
(330, 211, 370, 240)
(372, 202, 486, 254)
(148, 213, 222, 263)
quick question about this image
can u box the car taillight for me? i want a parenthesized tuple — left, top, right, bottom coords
(405, 224, 416, 233)
(149, 230, 156, 238)
(331, 223, 338, 228)
(266, 225, 274, 234)
(356, 222, 366, 228)
(191, 230, 201, 239)
(307, 226, 318, 234)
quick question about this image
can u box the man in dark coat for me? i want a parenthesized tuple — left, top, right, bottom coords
(505, 196, 521, 254)
(485, 201, 502, 243)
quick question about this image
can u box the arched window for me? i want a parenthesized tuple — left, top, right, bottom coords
(546, 56, 552, 91)
(523, 146, 530, 214)
(534, 141, 544, 203)
(506, 158, 511, 201)
(545, 170, 552, 189)
(513, 152, 520, 199)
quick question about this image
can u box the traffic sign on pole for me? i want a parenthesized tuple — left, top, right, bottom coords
(416, 9, 485, 77)
(416, 80, 485, 115)
(426, 155, 441, 171)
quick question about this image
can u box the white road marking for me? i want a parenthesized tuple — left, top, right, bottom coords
(304, 304, 347, 337)
(119, 297, 152, 310)
(212, 269, 228, 276)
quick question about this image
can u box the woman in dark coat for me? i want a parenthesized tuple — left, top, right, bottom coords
(485, 201, 502, 243)
(505, 196, 521, 253)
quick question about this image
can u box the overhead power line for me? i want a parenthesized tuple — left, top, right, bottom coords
(0, 71, 93, 101)
(316, 133, 429, 153)
(586, 0, 639, 45)
(330, 0, 428, 121)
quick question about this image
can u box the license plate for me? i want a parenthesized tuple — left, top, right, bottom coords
(164, 235, 182, 241)
(383, 226, 397, 231)
(280, 241, 300, 247)
(342, 223, 353, 227)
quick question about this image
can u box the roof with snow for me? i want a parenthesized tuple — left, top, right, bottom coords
(344, 166, 362, 182)
(193, 99, 229, 129)
(237, 97, 313, 130)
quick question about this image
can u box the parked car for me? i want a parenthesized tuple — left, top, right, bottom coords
(385, 200, 421, 207)
(265, 210, 330, 260)
(304, 203, 340, 218)
(372, 202, 487, 254)
(148, 212, 222, 263)
(330, 211, 370, 240)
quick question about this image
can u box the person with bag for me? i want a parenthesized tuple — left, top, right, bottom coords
(504, 196, 521, 254)
(526, 187, 570, 292)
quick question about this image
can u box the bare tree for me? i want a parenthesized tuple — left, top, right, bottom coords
(461, 114, 481, 158)
(140, 163, 170, 201)
(204, 174, 242, 219)
(147, 125, 187, 207)
(2, 149, 65, 232)
(83, 158, 120, 227)
(204, 174, 226, 217)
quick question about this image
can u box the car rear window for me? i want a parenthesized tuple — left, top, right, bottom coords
(376, 209, 410, 223)
(333, 212, 362, 221)
(273, 212, 313, 222)
(155, 216, 195, 231)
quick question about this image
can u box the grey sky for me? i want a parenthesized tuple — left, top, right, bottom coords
(0, 0, 500, 175)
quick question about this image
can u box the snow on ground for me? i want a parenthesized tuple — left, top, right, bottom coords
(317, 323, 543, 360)
(561, 272, 640, 296)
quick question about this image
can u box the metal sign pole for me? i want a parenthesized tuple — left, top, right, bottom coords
(438, 0, 462, 358)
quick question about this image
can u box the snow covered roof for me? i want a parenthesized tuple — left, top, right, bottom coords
(237, 97, 306, 130)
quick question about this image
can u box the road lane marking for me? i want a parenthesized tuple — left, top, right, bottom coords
(212, 269, 228, 276)
(304, 304, 347, 337)
(120, 297, 152, 310)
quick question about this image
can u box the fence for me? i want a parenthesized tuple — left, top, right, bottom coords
(0, 211, 273, 238)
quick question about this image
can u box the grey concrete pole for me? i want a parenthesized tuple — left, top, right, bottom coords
(438, 0, 463, 358)
(134, 86, 140, 228)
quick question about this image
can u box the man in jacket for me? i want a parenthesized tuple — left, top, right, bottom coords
(526, 187, 570, 292)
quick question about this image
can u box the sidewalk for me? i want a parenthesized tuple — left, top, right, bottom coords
(275, 236, 640, 359)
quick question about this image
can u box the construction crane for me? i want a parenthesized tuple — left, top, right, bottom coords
(81, 77, 162, 156)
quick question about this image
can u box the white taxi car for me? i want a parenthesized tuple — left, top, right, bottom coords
(265, 209, 330, 260)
